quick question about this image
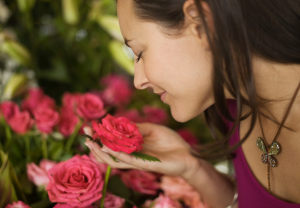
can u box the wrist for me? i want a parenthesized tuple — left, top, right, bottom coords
(181, 156, 204, 182)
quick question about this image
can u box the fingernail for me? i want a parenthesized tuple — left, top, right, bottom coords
(83, 126, 89, 134)
(85, 142, 92, 150)
(101, 148, 108, 153)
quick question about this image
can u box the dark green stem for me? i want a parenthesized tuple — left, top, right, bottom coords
(25, 135, 31, 162)
(100, 166, 111, 208)
(42, 138, 48, 159)
(4, 124, 12, 143)
(65, 121, 82, 153)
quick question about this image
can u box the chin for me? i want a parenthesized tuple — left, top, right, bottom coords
(170, 107, 197, 123)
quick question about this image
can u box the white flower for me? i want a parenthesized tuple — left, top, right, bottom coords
(0, 1, 11, 23)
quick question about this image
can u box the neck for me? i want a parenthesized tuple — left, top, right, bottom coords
(251, 56, 300, 133)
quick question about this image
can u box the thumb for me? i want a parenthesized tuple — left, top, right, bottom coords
(136, 122, 156, 137)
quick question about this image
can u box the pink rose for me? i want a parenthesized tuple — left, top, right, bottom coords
(5, 201, 30, 208)
(8, 111, 33, 134)
(177, 129, 198, 146)
(62, 92, 81, 111)
(143, 194, 181, 208)
(120, 170, 160, 195)
(92, 114, 143, 154)
(100, 74, 133, 106)
(76, 93, 106, 121)
(27, 159, 57, 187)
(46, 154, 104, 207)
(102, 192, 125, 208)
(114, 109, 144, 123)
(34, 106, 59, 134)
(160, 176, 208, 208)
(0, 101, 19, 121)
(89, 152, 121, 176)
(142, 106, 168, 124)
(59, 107, 80, 137)
(53, 204, 94, 208)
(21, 88, 56, 114)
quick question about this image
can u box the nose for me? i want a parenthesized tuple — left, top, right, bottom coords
(134, 65, 149, 90)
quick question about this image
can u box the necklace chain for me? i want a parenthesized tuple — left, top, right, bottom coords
(257, 81, 300, 194)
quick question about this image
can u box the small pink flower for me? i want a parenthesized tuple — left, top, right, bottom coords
(21, 88, 56, 114)
(142, 106, 168, 124)
(0, 101, 19, 121)
(5, 201, 30, 208)
(34, 106, 59, 134)
(103, 192, 125, 208)
(8, 111, 33, 134)
(53, 204, 94, 208)
(27, 159, 57, 187)
(100, 74, 133, 106)
(160, 176, 208, 208)
(120, 170, 160, 195)
(143, 194, 181, 208)
(89, 152, 121, 176)
(59, 107, 80, 137)
(62, 92, 81, 111)
(76, 93, 106, 121)
(177, 129, 198, 146)
(46, 155, 104, 207)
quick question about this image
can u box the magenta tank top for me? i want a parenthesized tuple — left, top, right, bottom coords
(226, 99, 300, 208)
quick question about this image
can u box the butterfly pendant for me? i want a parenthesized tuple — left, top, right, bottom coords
(256, 137, 280, 167)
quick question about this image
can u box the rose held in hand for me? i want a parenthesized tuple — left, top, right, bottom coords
(46, 155, 104, 207)
(92, 114, 143, 154)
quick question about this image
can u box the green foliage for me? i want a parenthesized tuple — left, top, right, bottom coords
(131, 152, 161, 163)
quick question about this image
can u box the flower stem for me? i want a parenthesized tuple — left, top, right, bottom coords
(25, 135, 31, 162)
(42, 138, 48, 159)
(100, 166, 111, 208)
(65, 122, 82, 153)
(4, 124, 12, 142)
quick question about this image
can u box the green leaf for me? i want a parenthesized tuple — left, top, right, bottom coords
(109, 155, 118, 162)
(130, 152, 161, 162)
(80, 134, 104, 148)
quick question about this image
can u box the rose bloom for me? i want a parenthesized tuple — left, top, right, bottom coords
(5, 201, 30, 208)
(92, 114, 143, 154)
(21, 88, 56, 115)
(100, 74, 133, 106)
(46, 154, 104, 207)
(53, 204, 94, 208)
(0, 101, 19, 121)
(34, 106, 59, 134)
(102, 192, 125, 208)
(27, 159, 57, 187)
(177, 129, 198, 146)
(89, 152, 121, 176)
(59, 107, 80, 137)
(62, 92, 81, 111)
(120, 170, 160, 195)
(8, 111, 33, 134)
(160, 176, 209, 208)
(143, 194, 181, 208)
(76, 93, 106, 121)
(142, 106, 168, 125)
(114, 109, 144, 123)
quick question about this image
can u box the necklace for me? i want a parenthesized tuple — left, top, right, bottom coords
(256, 82, 300, 194)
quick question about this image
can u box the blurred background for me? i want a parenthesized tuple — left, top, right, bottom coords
(0, 1, 232, 207)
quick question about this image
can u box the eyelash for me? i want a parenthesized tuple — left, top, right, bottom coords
(136, 52, 143, 63)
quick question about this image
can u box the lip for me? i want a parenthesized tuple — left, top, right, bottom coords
(160, 92, 167, 102)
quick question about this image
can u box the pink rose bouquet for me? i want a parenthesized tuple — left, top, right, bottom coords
(120, 170, 160, 195)
(27, 159, 57, 187)
(102, 192, 125, 208)
(0, 101, 19, 121)
(59, 107, 80, 137)
(92, 114, 143, 154)
(142, 106, 168, 124)
(177, 129, 198, 146)
(46, 154, 104, 207)
(34, 106, 59, 134)
(8, 111, 33, 134)
(5, 201, 30, 208)
(53, 204, 94, 208)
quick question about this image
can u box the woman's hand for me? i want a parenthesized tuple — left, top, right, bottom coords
(84, 122, 201, 178)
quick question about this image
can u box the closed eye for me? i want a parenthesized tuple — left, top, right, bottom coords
(136, 52, 143, 63)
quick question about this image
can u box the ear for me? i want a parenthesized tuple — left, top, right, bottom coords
(183, 0, 213, 49)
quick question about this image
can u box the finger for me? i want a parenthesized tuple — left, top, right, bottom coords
(136, 122, 157, 137)
(83, 126, 93, 142)
(101, 144, 158, 170)
(85, 140, 137, 169)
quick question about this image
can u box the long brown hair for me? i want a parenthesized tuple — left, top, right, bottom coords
(131, 0, 300, 159)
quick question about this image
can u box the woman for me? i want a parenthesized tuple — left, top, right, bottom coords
(84, 0, 300, 207)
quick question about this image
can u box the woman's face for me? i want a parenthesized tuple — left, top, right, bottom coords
(117, 0, 216, 122)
